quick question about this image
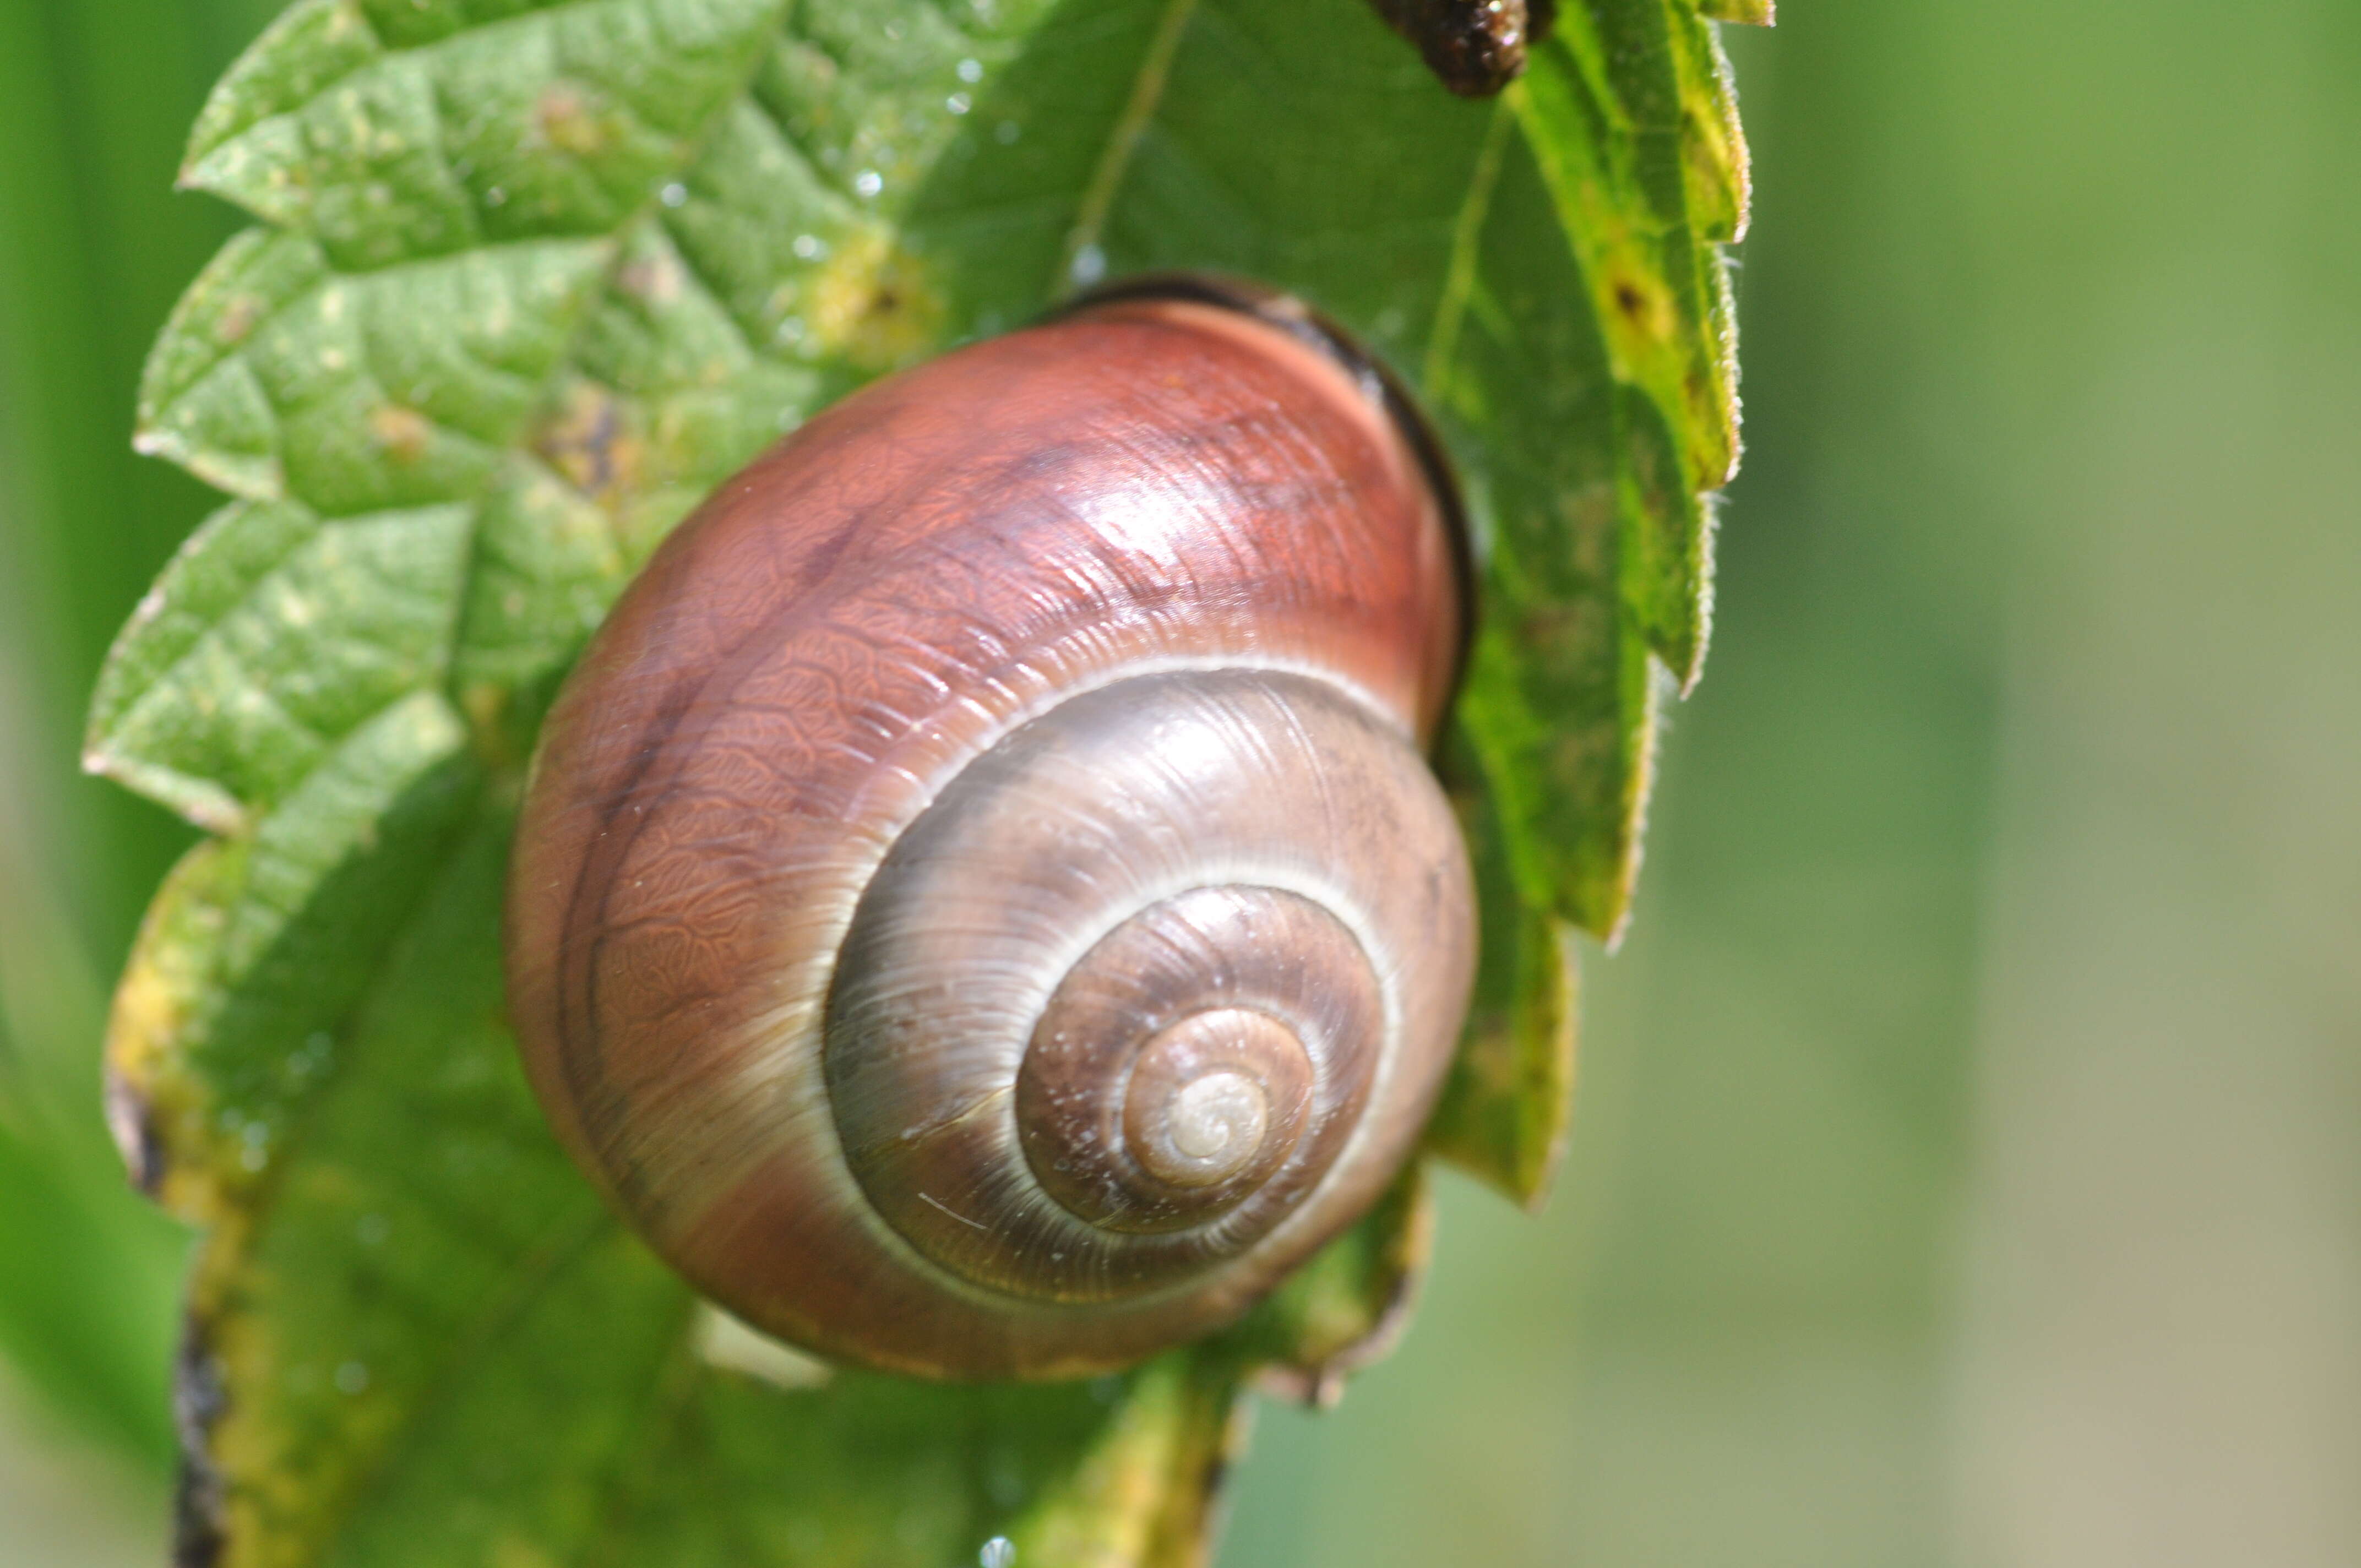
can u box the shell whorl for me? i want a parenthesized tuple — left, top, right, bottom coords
(827, 668, 1467, 1305)
(505, 286, 1474, 1379)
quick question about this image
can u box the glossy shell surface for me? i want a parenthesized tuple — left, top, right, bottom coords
(505, 293, 1472, 1378)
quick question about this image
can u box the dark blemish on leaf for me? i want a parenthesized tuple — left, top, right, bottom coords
(809, 227, 945, 372)
(172, 1321, 229, 1568)
(532, 380, 644, 503)
(1609, 271, 1675, 345)
(104, 1062, 166, 1195)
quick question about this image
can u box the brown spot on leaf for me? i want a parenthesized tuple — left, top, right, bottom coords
(1611, 272, 1674, 345)
(808, 226, 945, 373)
(368, 404, 434, 464)
(1518, 595, 1607, 667)
(105, 1062, 166, 1196)
(616, 250, 684, 307)
(171, 1323, 229, 1568)
(535, 83, 610, 157)
(215, 293, 263, 347)
(532, 379, 644, 503)
(1549, 718, 1621, 807)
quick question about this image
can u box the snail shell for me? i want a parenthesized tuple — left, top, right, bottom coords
(504, 277, 1476, 1379)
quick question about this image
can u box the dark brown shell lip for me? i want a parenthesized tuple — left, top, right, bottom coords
(1051, 271, 1477, 708)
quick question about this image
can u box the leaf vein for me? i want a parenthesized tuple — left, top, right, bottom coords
(1058, 0, 1201, 290)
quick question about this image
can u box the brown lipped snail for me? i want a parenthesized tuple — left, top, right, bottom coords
(504, 275, 1478, 1379)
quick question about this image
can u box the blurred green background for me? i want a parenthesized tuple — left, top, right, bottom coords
(2, 1, 2355, 1562)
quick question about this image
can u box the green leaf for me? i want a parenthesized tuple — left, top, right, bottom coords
(1428, 1, 1745, 941)
(86, 499, 475, 833)
(1220, 1166, 1436, 1406)
(1425, 751, 1580, 1208)
(1694, 0, 1775, 27)
(96, 0, 1749, 1559)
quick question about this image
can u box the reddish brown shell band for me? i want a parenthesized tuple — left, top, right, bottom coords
(1056, 272, 1477, 705)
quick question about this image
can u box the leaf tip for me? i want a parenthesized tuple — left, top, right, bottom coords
(83, 747, 251, 836)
